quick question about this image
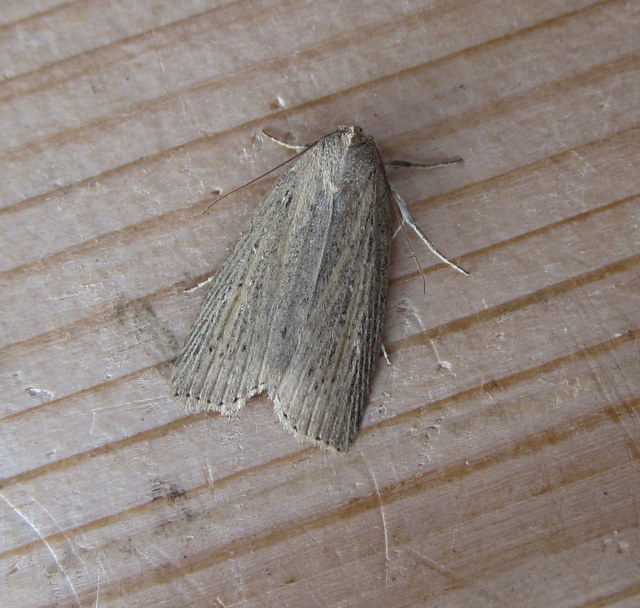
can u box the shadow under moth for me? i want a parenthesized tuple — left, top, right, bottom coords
(171, 125, 467, 451)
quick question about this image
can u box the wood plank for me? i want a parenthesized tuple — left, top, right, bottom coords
(2, 1, 639, 606)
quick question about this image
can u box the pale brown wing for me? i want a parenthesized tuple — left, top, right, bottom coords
(172, 127, 391, 451)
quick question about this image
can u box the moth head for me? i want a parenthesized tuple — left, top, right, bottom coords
(335, 125, 373, 147)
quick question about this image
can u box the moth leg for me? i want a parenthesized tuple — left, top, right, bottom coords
(260, 129, 309, 151)
(183, 273, 217, 293)
(381, 342, 391, 366)
(390, 184, 469, 276)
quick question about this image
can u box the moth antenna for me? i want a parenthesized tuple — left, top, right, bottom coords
(204, 134, 323, 213)
(385, 158, 462, 169)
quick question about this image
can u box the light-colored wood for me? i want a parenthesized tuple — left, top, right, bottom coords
(1, 1, 638, 606)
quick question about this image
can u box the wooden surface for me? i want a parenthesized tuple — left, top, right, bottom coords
(1, 1, 639, 607)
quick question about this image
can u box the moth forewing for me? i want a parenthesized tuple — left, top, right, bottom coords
(172, 126, 463, 451)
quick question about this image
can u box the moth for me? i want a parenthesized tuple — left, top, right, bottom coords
(171, 126, 466, 451)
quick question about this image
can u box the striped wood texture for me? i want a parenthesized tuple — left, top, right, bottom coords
(1, 1, 639, 607)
